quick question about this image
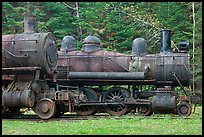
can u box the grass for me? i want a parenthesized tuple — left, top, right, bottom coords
(2, 106, 202, 135)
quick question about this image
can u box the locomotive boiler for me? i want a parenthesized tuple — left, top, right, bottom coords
(2, 15, 194, 119)
(54, 29, 192, 117)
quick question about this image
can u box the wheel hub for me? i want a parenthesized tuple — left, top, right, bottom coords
(179, 105, 188, 114)
(42, 104, 49, 113)
(35, 98, 56, 119)
(103, 87, 130, 116)
(141, 106, 148, 113)
(138, 104, 153, 116)
(177, 101, 192, 117)
(113, 96, 121, 102)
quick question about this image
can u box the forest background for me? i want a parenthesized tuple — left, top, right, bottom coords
(2, 2, 202, 94)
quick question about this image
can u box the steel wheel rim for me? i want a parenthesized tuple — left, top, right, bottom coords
(177, 102, 192, 117)
(35, 98, 56, 119)
(75, 87, 98, 116)
(138, 104, 153, 116)
(103, 87, 129, 116)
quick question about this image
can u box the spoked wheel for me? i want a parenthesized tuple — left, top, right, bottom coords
(177, 101, 192, 117)
(35, 98, 56, 119)
(137, 104, 153, 116)
(75, 87, 98, 116)
(103, 87, 130, 116)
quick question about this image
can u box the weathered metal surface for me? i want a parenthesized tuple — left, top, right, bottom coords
(75, 87, 98, 116)
(24, 15, 35, 33)
(130, 53, 190, 86)
(2, 35, 13, 68)
(132, 38, 147, 56)
(152, 94, 176, 110)
(57, 50, 131, 79)
(60, 36, 76, 52)
(69, 72, 144, 80)
(137, 104, 153, 116)
(2, 90, 35, 107)
(2, 67, 41, 71)
(102, 87, 130, 116)
(2, 32, 57, 76)
(55, 91, 70, 101)
(160, 29, 171, 53)
(2, 66, 43, 110)
(35, 98, 56, 119)
(177, 101, 192, 117)
(83, 35, 101, 44)
(155, 53, 190, 86)
(81, 35, 101, 53)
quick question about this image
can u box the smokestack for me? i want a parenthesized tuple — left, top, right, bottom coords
(24, 15, 35, 33)
(160, 29, 171, 53)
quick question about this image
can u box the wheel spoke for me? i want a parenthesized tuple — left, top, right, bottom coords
(107, 95, 114, 100)
(117, 94, 123, 99)
(103, 87, 130, 116)
(106, 99, 113, 102)
(118, 104, 123, 111)
(110, 92, 115, 98)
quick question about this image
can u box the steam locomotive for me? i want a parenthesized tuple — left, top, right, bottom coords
(2, 15, 193, 119)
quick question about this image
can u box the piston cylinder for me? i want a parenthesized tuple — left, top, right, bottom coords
(152, 94, 176, 110)
(2, 90, 35, 108)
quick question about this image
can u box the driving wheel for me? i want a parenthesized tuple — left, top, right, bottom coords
(103, 87, 130, 116)
(75, 87, 98, 116)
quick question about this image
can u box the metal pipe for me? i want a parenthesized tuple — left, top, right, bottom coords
(69, 72, 145, 80)
(24, 15, 35, 33)
(160, 29, 171, 53)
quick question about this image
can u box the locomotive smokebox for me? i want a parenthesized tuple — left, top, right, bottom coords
(2, 16, 58, 77)
(24, 15, 36, 33)
(160, 29, 171, 53)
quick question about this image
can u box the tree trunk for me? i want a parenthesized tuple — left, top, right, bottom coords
(75, 2, 82, 42)
(192, 2, 195, 92)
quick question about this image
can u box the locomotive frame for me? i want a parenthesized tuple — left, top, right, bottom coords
(2, 15, 197, 119)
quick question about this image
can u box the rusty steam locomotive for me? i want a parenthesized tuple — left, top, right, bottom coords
(2, 15, 193, 119)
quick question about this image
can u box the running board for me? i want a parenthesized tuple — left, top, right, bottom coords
(76, 99, 151, 106)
